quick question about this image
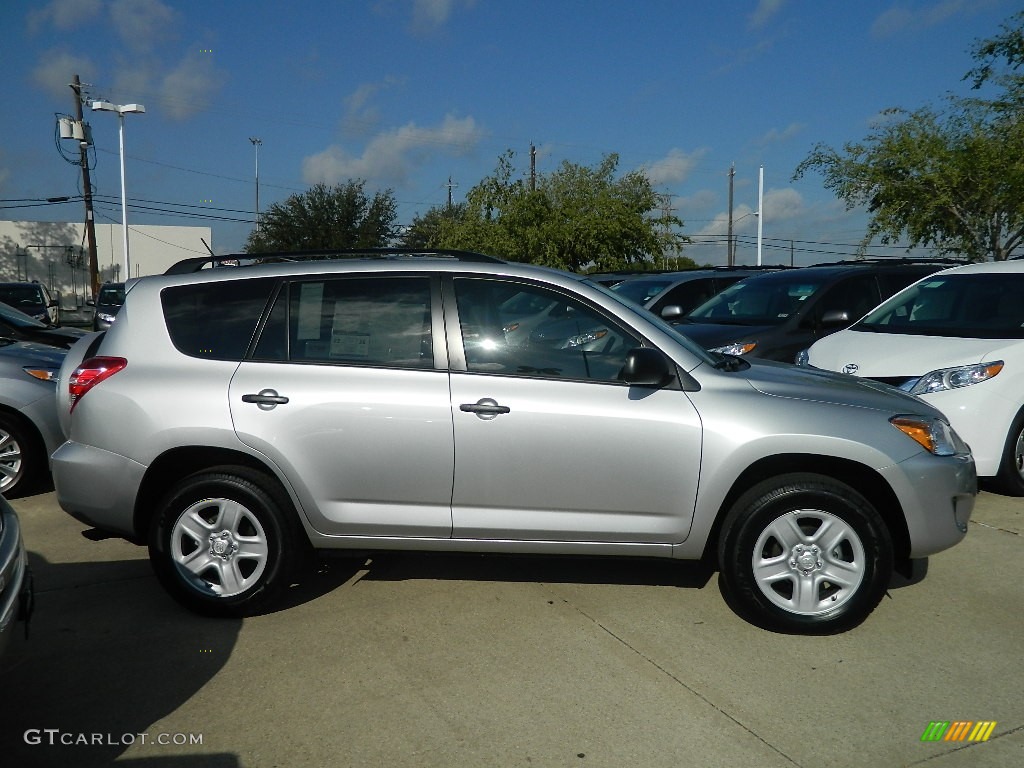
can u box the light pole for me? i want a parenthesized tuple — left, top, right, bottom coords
(91, 100, 145, 279)
(249, 137, 262, 231)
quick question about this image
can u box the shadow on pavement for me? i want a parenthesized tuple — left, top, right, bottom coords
(339, 550, 717, 589)
(0, 551, 242, 768)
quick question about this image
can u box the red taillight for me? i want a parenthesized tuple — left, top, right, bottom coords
(68, 356, 127, 411)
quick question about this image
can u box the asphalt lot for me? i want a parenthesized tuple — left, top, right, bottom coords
(1, 487, 1021, 768)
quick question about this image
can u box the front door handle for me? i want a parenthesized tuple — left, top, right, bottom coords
(242, 389, 289, 410)
(459, 398, 510, 420)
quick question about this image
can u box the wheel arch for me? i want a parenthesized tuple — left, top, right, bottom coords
(703, 453, 911, 565)
(0, 404, 48, 494)
(133, 446, 298, 542)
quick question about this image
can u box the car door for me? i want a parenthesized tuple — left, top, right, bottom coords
(447, 276, 702, 545)
(230, 274, 455, 538)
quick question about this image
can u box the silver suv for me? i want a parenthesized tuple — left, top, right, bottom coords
(51, 250, 977, 633)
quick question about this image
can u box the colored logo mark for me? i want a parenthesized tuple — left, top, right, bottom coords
(921, 721, 997, 742)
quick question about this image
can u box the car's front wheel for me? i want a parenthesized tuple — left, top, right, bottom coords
(718, 473, 893, 634)
(0, 412, 43, 498)
(149, 467, 304, 617)
(994, 408, 1024, 496)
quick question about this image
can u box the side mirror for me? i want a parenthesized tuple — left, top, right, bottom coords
(820, 309, 851, 328)
(620, 347, 672, 387)
(659, 305, 683, 320)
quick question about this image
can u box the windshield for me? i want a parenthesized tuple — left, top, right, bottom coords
(0, 284, 44, 309)
(610, 279, 673, 305)
(686, 275, 824, 326)
(854, 272, 1024, 338)
(97, 284, 126, 306)
(0, 300, 47, 328)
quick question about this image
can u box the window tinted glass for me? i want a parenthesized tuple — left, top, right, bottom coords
(689, 275, 824, 324)
(652, 279, 717, 314)
(611, 279, 673, 305)
(0, 284, 45, 309)
(282, 276, 433, 368)
(856, 273, 1024, 338)
(162, 278, 276, 360)
(455, 278, 637, 382)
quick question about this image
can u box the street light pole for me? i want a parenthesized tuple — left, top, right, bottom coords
(249, 137, 262, 232)
(91, 100, 145, 279)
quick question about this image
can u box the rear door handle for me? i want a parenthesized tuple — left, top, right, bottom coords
(459, 398, 510, 420)
(242, 389, 289, 410)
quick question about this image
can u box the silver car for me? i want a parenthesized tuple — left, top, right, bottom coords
(51, 250, 977, 633)
(0, 338, 66, 497)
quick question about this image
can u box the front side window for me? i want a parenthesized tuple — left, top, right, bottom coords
(455, 278, 637, 382)
(254, 276, 433, 368)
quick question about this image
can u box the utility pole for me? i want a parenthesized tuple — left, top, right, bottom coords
(658, 193, 677, 270)
(249, 137, 262, 231)
(727, 164, 735, 267)
(70, 75, 100, 299)
(446, 176, 458, 209)
(530, 144, 536, 192)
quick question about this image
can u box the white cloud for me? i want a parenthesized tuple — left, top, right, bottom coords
(109, 0, 177, 51)
(870, 0, 987, 38)
(28, 0, 103, 32)
(756, 122, 805, 145)
(31, 50, 97, 100)
(748, 0, 787, 31)
(343, 76, 405, 135)
(303, 114, 484, 186)
(641, 148, 708, 186)
(159, 53, 227, 120)
(409, 0, 475, 32)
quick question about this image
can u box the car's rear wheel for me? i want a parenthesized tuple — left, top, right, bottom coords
(0, 412, 43, 498)
(718, 473, 893, 634)
(149, 467, 304, 617)
(994, 408, 1024, 496)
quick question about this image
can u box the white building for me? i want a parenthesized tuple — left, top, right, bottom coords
(0, 219, 212, 309)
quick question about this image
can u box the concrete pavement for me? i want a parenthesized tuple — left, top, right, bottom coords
(1, 489, 1021, 768)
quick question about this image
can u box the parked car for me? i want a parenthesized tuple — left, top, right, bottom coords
(0, 301, 86, 349)
(0, 282, 61, 327)
(610, 268, 769, 320)
(674, 261, 956, 362)
(90, 282, 126, 331)
(0, 338, 66, 497)
(800, 259, 1024, 495)
(52, 249, 976, 634)
(0, 496, 33, 660)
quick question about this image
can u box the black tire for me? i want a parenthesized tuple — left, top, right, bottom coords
(994, 408, 1024, 496)
(149, 467, 304, 617)
(717, 473, 893, 634)
(0, 412, 44, 498)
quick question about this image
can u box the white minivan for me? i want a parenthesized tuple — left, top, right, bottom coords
(801, 260, 1024, 495)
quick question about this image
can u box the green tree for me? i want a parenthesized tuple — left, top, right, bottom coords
(245, 181, 397, 253)
(794, 14, 1024, 262)
(399, 202, 467, 249)
(428, 151, 688, 271)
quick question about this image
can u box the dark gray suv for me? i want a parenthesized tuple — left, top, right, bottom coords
(52, 250, 976, 633)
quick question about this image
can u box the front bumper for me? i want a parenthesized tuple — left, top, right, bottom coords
(881, 450, 976, 559)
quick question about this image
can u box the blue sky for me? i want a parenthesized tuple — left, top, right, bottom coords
(1, 0, 1017, 265)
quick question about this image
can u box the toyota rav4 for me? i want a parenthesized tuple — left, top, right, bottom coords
(51, 250, 976, 633)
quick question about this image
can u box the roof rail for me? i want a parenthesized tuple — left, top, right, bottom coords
(806, 257, 968, 268)
(165, 247, 505, 275)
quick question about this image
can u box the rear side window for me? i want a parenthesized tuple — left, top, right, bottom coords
(162, 278, 276, 360)
(253, 276, 433, 369)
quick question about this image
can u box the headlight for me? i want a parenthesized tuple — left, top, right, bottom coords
(710, 341, 757, 356)
(890, 415, 969, 456)
(97, 312, 117, 323)
(905, 361, 1003, 395)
